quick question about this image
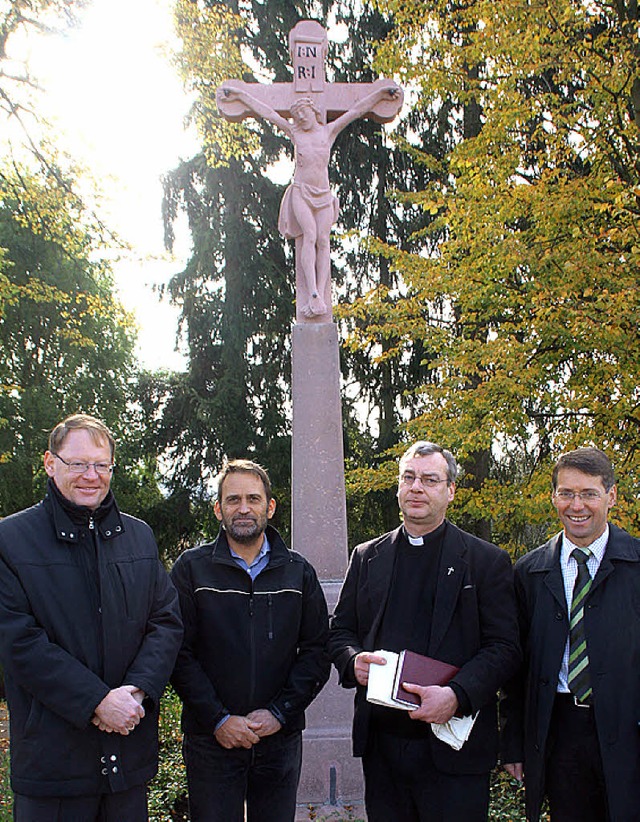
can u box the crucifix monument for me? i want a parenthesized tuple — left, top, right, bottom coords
(217, 20, 403, 323)
(217, 20, 403, 815)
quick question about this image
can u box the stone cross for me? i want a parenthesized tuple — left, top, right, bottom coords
(217, 20, 403, 323)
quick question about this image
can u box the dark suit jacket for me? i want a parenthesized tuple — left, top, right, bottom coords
(329, 522, 520, 773)
(502, 524, 640, 822)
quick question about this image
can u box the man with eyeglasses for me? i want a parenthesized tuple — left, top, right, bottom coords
(0, 413, 183, 821)
(502, 447, 640, 822)
(329, 441, 520, 821)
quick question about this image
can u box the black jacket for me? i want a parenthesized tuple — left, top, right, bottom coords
(0, 482, 183, 797)
(170, 525, 330, 735)
(329, 523, 521, 771)
(502, 525, 640, 822)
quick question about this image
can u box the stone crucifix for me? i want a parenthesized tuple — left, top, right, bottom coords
(217, 20, 403, 323)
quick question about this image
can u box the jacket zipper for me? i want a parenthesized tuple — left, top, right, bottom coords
(267, 593, 274, 640)
(88, 516, 105, 678)
(249, 585, 256, 707)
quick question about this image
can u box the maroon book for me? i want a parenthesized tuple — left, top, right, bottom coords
(393, 650, 460, 708)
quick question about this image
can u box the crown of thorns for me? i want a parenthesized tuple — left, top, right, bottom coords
(290, 97, 323, 122)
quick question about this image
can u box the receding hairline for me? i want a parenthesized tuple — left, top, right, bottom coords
(398, 441, 458, 484)
(216, 459, 273, 501)
(48, 414, 116, 460)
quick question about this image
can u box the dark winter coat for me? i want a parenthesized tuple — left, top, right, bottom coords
(0, 483, 183, 797)
(502, 525, 640, 822)
(329, 522, 521, 772)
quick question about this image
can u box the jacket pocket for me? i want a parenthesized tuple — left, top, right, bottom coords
(23, 698, 43, 739)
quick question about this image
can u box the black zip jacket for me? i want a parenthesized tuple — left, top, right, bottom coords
(170, 525, 330, 735)
(0, 481, 183, 797)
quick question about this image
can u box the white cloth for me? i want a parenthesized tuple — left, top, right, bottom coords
(431, 714, 478, 751)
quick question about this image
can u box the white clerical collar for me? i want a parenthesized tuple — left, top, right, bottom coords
(403, 522, 447, 547)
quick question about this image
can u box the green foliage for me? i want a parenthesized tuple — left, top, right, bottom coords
(173, 0, 256, 165)
(1, 0, 93, 213)
(1, 1, 87, 120)
(305, 773, 530, 821)
(0, 692, 189, 821)
(0, 158, 137, 516)
(159, 1, 315, 524)
(0, 749, 11, 822)
(307, 807, 365, 821)
(489, 770, 528, 821)
(329, 5, 442, 538)
(164, 0, 443, 545)
(0, 694, 536, 820)
(148, 688, 188, 822)
(159, 153, 295, 522)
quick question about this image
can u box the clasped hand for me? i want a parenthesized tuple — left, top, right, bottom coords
(214, 709, 282, 750)
(92, 685, 145, 735)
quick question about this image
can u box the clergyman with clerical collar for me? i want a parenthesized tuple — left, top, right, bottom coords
(329, 440, 521, 822)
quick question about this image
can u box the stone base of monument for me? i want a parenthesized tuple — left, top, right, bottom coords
(291, 323, 348, 580)
(295, 583, 365, 819)
(291, 327, 366, 817)
(295, 723, 365, 820)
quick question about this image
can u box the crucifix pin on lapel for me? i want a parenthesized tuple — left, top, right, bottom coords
(447, 567, 455, 576)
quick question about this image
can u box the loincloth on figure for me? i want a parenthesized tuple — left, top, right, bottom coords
(278, 182, 340, 240)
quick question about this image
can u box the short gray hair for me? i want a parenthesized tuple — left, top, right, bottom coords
(399, 441, 458, 484)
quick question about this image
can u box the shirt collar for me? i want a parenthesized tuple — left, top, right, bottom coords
(561, 524, 609, 564)
(229, 533, 270, 568)
(402, 521, 446, 547)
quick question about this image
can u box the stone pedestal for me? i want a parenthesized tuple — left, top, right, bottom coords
(292, 322, 347, 576)
(291, 322, 365, 817)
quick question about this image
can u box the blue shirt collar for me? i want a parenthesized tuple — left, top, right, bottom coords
(229, 533, 271, 580)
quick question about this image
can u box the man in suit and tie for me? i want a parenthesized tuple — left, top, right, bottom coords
(329, 441, 520, 821)
(502, 447, 640, 822)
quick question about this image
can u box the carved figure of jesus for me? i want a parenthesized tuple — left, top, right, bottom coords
(219, 83, 401, 319)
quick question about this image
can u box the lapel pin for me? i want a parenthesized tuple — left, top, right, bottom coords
(447, 567, 455, 576)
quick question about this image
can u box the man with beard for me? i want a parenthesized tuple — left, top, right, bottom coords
(170, 459, 330, 822)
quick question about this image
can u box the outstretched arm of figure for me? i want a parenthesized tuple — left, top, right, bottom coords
(326, 83, 402, 142)
(218, 83, 293, 138)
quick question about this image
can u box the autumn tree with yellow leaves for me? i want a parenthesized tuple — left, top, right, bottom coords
(342, 0, 640, 551)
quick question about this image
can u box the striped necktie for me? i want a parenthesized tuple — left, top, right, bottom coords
(568, 547, 593, 703)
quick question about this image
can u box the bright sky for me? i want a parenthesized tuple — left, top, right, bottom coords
(16, 0, 199, 370)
